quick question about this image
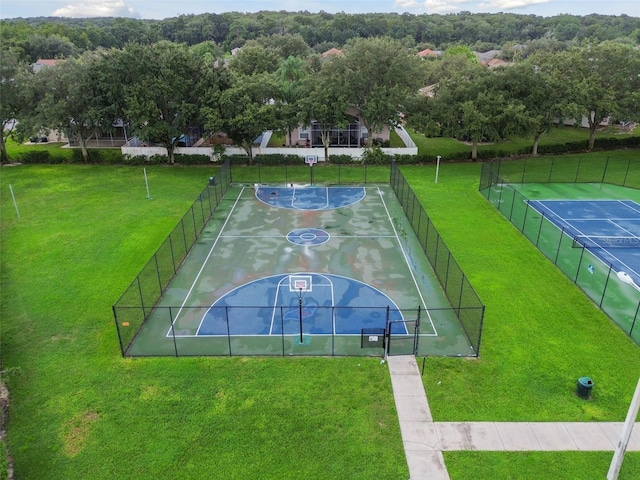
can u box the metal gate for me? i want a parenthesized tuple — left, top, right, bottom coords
(386, 306, 421, 356)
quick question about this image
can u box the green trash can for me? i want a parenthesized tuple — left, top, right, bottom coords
(576, 377, 593, 399)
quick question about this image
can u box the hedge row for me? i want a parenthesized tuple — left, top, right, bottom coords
(9, 133, 640, 166)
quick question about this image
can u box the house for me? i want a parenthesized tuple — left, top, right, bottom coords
(321, 48, 343, 59)
(287, 107, 390, 148)
(32, 58, 60, 73)
(475, 50, 501, 63)
(417, 48, 439, 58)
(484, 58, 509, 69)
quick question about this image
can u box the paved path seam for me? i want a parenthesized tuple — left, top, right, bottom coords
(387, 355, 640, 480)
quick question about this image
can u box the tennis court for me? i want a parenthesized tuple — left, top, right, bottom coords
(480, 157, 640, 345)
(527, 199, 640, 287)
(120, 179, 479, 357)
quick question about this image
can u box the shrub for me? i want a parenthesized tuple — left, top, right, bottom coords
(18, 150, 53, 164)
(392, 154, 420, 165)
(174, 154, 211, 165)
(254, 153, 305, 165)
(327, 154, 355, 165)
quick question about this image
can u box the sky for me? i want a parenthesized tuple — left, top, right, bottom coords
(0, 0, 638, 20)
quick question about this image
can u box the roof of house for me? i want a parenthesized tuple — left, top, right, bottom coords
(32, 58, 61, 73)
(484, 58, 509, 68)
(475, 50, 501, 62)
(321, 48, 343, 58)
(417, 48, 438, 58)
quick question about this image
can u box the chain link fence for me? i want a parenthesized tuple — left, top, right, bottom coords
(480, 156, 640, 346)
(390, 162, 485, 354)
(113, 160, 485, 357)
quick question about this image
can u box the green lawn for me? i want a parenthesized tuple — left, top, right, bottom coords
(2, 155, 640, 479)
(409, 124, 640, 159)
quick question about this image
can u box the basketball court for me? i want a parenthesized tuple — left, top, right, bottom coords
(124, 182, 475, 357)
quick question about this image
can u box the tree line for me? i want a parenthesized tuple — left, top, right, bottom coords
(2, 11, 639, 62)
(1, 36, 639, 164)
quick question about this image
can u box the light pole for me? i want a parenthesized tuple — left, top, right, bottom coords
(607, 377, 640, 479)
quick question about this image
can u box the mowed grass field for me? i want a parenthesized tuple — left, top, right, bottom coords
(1, 153, 639, 479)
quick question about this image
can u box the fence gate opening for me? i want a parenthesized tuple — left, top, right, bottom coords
(386, 306, 421, 356)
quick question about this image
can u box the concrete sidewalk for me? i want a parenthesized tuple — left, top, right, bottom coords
(387, 355, 640, 480)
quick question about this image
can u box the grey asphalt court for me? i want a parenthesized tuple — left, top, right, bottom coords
(387, 355, 640, 480)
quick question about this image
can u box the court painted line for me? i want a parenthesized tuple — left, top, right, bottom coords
(269, 273, 336, 335)
(168, 186, 246, 337)
(193, 271, 407, 337)
(377, 186, 438, 336)
(526, 201, 575, 230)
(607, 219, 640, 238)
(622, 200, 640, 215)
(218, 234, 398, 239)
(534, 203, 640, 280)
(255, 185, 367, 210)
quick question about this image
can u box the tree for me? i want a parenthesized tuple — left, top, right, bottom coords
(497, 54, 571, 155)
(299, 67, 350, 163)
(554, 42, 640, 150)
(21, 33, 78, 62)
(119, 41, 203, 164)
(274, 56, 307, 147)
(332, 37, 423, 146)
(228, 43, 280, 76)
(443, 44, 478, 62)
(420, 58, 514, 160)
(0, 50, 32, 164)
(203, 72, 279, 163)
(22, 51, 116, 163)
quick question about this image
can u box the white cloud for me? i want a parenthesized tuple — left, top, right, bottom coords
(424, 0, 470, 13)
(395, 0, 553, 14)
(395, 0, 475, 14)
(52, 0, 139, 18)
(479, 0, 552, 9)
(394, 0, 420, 8)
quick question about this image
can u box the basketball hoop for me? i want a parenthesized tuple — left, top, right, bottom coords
(305, 155, 317, 166)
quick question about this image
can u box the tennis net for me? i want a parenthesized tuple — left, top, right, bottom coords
(573, 235, 640, 249)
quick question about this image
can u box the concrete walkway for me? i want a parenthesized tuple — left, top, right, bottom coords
(387, 355, 640, 480)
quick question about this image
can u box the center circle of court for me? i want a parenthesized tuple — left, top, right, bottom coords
(286, 228, 330, 246)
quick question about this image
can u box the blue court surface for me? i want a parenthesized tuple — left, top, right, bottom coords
(255, 186, 366, 210)
(527, 200, 640, 285)
(196, 273, 407, 336)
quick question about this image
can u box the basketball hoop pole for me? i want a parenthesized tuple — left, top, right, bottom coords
(298, 287, 303, 343)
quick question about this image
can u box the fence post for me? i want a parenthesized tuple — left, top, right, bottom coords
(600, 266, 613, 309)
(154, 253, 163, 296)
(521, 200, 530, 233)
(457, 275, 465, 316)
(630, 301, 640, 338)
(281, 306, 285, 357)
(226, 306, 232, 356)
(602, 156, 610, 183)
(413, 306, 421, 355)
(181, 219, 188, 256)
(508, 187, 517, 222)
(169, 307, 178, 357)
(169, 235, 177, 274)
(535, 212, 546, 246)
(112, 306, 126, 356)
(554, 228, 566, 265)
(548, 157, 555, 183)
(331, 306, 335, 356)
(623, 158, 632, 187)
(136, 276, 146, 318)
(574, 157, 582, 183)
(574, 246, 586, 284)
